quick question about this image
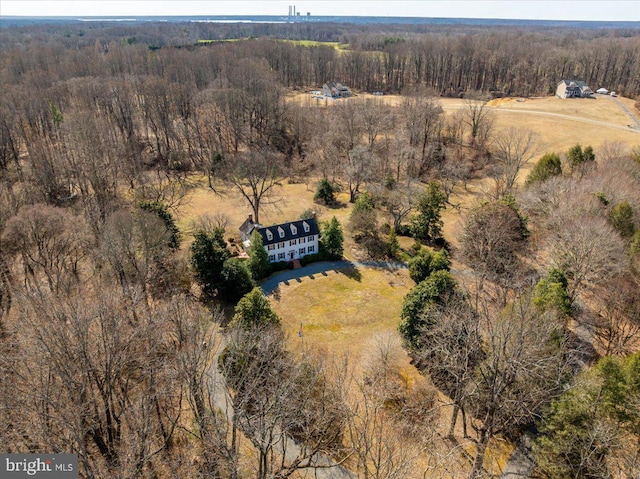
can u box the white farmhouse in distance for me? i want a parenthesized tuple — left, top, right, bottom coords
(239, 215, 320, 263)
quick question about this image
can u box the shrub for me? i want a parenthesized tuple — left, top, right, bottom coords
(408, 248, 450, 284)
(533, 268, 572, 316)
(526, 152, 562, 185)
(609, 201, 635, 238)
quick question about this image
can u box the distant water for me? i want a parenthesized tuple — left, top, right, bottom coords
(1, 15, 639, 29)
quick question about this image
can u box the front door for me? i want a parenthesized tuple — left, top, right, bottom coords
(290, 251, 295, 260)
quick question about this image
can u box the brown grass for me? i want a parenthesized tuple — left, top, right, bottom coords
(269, 267, 414, 363)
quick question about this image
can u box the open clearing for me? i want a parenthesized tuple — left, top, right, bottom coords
(269, 267, 413, 363)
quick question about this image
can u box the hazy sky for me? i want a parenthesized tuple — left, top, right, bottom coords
(1, 0, 640, 21)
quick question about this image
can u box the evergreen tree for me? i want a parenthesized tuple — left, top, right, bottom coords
(248, 230, 272, 280)
(314, 177, 337, 206)
(567, 144, 595, 173)
(190, 228, 229, 301)
(526, 152, 562, 185)
(411, 182, 447, 243)
(609, 200, 635, 238)
(386, 228, 400, 259)
(533, 268, 572, 316)
(399, 270, 456, 350)
(408, 248, 450, 284)
(219, 258, 255, 303)
(232, 287, 280, 328)
(320, 216, 344, 260)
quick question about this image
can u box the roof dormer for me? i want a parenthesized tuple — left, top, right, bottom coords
(303, 221, 310, 233)
(266, 229, 273, 241)
(290, 223, 297, 235)
(278, 227, 285, 238)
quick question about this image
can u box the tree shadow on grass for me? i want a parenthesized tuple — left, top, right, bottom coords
(336, 266, 362, 282)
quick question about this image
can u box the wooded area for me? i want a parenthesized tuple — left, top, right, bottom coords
(1, 18, 640, 479)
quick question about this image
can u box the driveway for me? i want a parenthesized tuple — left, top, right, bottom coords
(260, 260, 408, 295)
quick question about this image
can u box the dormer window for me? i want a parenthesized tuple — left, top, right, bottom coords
(303, 221, 310, 233)
(278, 227, 285, 238)
(290, 224, 297, 235)
(266, 229, 273, 241)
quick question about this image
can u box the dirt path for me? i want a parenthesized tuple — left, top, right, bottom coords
(609, 95, 640, 129)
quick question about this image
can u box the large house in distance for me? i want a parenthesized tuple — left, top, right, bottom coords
(556, 80, 594, 98)
(239, 215, 320, 263)
(322, 81, 352, 98)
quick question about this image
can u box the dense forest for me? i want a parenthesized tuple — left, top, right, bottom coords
(1, 20, 640, 96)
(1, 19, 640, 479)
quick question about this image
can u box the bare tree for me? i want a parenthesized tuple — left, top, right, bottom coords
(490, 127, 538, 198)
(402, 95, 443, 177)
(212, 149, 286, 225)
(2, 203, 90, 294)
(373, 178, 420, 233)
(588, 275, 640, 356)
(461, 97, 494, 150)
(413, 293, 483, 439)
(465, 295, 573, 479)
(6, 285, 185, 477)
(221, 324, 349, 479)
(346, 145, 375, 203)
(547, 213, 625, 300)
(459, 201, 529, 292)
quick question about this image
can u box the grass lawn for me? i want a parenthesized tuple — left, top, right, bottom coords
(269, 266, 417, 374)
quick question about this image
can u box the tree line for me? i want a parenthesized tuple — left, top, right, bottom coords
(1, 21, 640, 97)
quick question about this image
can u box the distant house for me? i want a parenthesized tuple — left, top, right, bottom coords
(239, 215, 320, 263)
(556, 80, 594, 98)
(322, 81, 352, 98)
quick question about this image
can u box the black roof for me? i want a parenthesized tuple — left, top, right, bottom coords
(257, 218, 319, 246)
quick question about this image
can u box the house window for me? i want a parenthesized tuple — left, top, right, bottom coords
(299, 247, 306, 255)
(266, 229, 273, 241)
(278, 242, 285, 249)
(267, 244, 275, 251)
(290, 239, 297, 246)
(303, 221, 310, 233)
(278, 252, 285, 260)
(308, 235, 315, 242)
(290, 224, 297, 235)
(299, 237, 306, 244)
(269, 254, 275, 262)
(308, 245, 315, 253)
(278, 227, 285, 238)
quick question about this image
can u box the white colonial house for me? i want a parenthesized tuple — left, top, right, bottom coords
(239, 215, 320, 263)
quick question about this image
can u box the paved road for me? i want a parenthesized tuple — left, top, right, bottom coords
(260, 260, 408, 295)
